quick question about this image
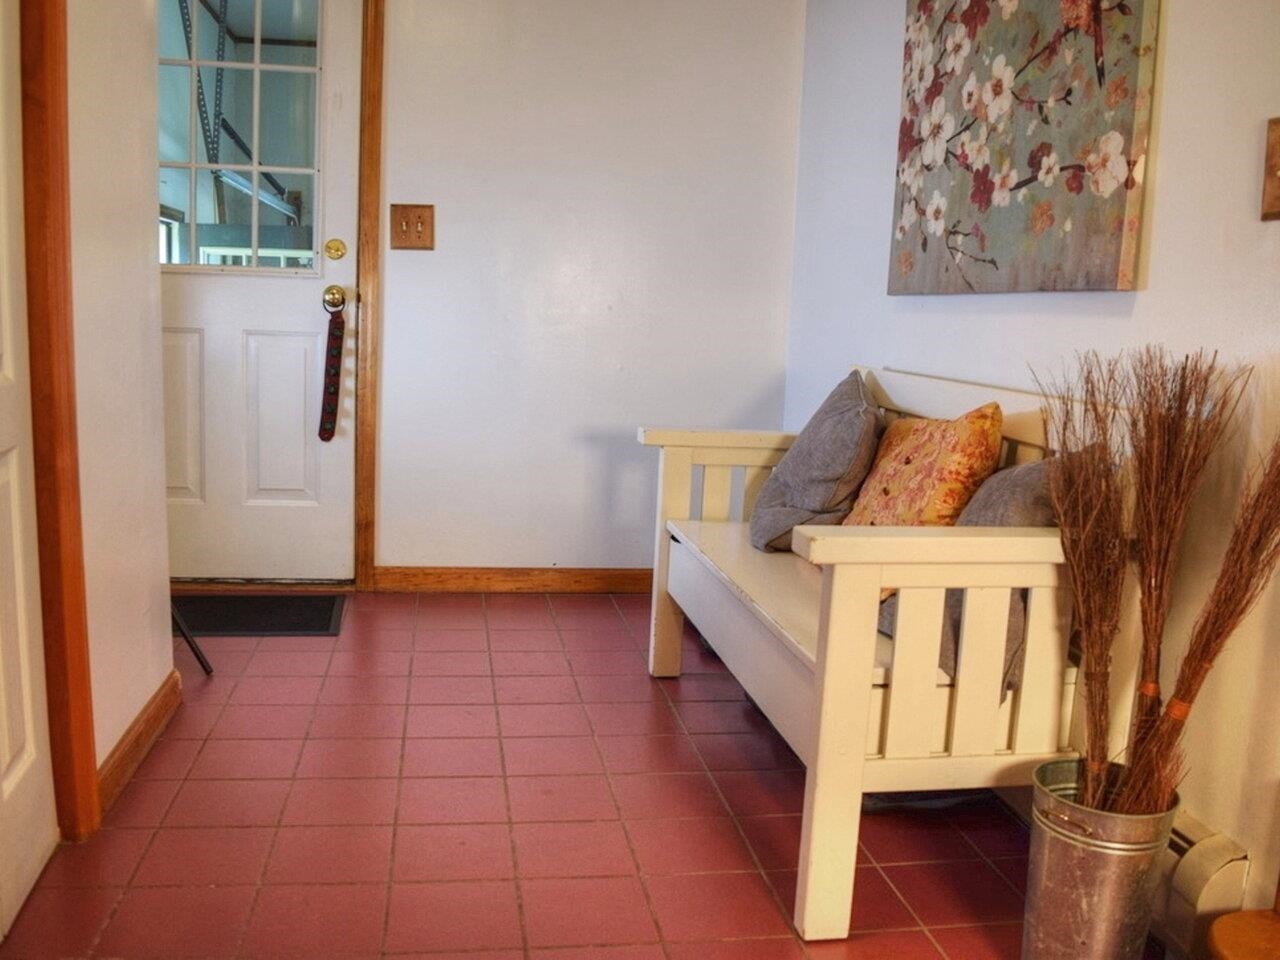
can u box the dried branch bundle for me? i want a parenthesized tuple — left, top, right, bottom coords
(1041, 353, 1129, 809)
(1039, 348, 1272, 816)
(1125, 349, 1248, 755)
(1111, 434, 1280, 814)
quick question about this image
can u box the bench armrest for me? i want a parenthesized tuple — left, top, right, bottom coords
(637, 427, 797, 450)
(792, 525, 1064, 566)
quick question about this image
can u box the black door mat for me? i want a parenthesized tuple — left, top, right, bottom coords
(170, 595, 345, 636)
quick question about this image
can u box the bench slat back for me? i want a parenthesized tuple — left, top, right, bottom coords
(700, 465, 734, 522)
(883, 587, 948, 758)
(948, 587, 1014, 755)
(1011, 585, 1073, 754)
(856, 366, 1050, 466)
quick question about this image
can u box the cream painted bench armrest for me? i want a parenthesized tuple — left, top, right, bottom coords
(792, 525, 1065, 566)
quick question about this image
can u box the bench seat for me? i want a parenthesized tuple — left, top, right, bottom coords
(668, 518, 953, 685)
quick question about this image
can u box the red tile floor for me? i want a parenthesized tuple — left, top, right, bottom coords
(0, 593, 1157, 959)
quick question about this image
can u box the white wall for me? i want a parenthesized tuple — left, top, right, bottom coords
(68, 3, 175, 762)
(786, 0, 1280, 908)
(378, 0, 805, 567)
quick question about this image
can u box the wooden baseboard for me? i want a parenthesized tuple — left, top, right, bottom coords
(97, 669, 183, 816)
(171, 580, 356, 596)
(370, 566, 653, 594)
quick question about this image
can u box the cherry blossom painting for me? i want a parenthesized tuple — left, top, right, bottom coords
(889, 0, 1160, 294)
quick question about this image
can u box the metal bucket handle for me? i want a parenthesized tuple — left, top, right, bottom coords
(1040, 808, 1093, 837)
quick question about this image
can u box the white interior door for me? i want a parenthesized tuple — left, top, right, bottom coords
(160, 0, 360, 580)
(0, 0, 60, 936)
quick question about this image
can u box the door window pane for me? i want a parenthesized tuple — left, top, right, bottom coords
(197, 169, 255, 266)
(197, 0, 255, 63)
(158, 0, 189, 60)
(258, 172, 314, 269)
(159, 168, 193, 265)
(261, 0, 319, 67)
(198, 66, 255, 164)
(258, 71, 315, 168)
(158, 65, 191, 162)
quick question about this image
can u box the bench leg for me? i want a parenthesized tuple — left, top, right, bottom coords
(648, 447, 692, 678)
(648, 570, 684, 678)
(795, 564, 879, 940)
(795, 766, 863, 940)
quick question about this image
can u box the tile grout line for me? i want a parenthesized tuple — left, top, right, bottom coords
(376, 592, 416, 959)
(648, 617, 1028, 957)
(649, 637, 812, 957)
(873, 859, 952, 959)
(855, 776, 1018, 960)
(955, 804, 1032, 904)
(244, 628, 329, 957)
(571, 594, 673, 958)
(98, 636, 262, 959)
(82, 641, 215, 958)
(486, 592, 534, 960)
(230, 650, 306, 960)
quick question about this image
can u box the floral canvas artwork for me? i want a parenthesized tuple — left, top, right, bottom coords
(889, 0, 1160, 294)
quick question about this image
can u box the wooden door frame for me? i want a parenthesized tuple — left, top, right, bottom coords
(19, 0, 101, 841)
(354, 0, 384, 590)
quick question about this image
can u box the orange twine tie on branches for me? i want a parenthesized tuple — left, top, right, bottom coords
(1137, 681, 1160, 697)
(1165, 698, 1191, 722)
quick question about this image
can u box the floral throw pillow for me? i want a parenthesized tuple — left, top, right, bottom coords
(844, 402, 1003, 528)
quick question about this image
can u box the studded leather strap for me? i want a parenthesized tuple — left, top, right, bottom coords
(318, 305, 344, 441)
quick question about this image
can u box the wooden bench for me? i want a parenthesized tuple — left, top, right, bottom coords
(640, 366, 1082, 940)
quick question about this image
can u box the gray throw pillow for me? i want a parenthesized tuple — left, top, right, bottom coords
(749, 372, 883, 551)
(878, 459, 1055, 689)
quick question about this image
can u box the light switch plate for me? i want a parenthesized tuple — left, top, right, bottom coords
(390, 204, 435, 249)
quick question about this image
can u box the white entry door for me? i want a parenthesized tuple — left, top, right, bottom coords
(0, 0, 60, 936)
(160, 0, 360, 580)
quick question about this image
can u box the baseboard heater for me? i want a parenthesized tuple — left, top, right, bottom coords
(1150, 809, 1249, 959)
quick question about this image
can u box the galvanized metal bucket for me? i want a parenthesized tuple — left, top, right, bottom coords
(1022, 759, 1178, 960)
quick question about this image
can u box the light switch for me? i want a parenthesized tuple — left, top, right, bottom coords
(390, 204, 435, 249)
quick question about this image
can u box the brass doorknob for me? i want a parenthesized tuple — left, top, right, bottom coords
(322, 285, 346, 311)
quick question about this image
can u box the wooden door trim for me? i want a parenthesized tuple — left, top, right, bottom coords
(354, 0, 385, 589)
(19, 0, 102, 840)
